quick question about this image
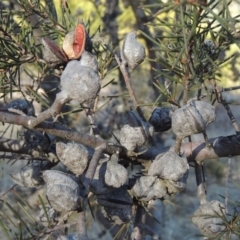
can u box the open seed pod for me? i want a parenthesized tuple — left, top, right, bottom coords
(7, 99, 35, 116)
(43, 170, 83, 212)
(104, 154, 128, 188)
(120, 111, 154, 152)
(60, 59, 100, 104)
(41, 38, 68, 67)
(131, 176, 167, 201)
(97, 186, 133, 225)
(56, 142, 93, 176)
(148, 107, 172, 132)
(192, 200, 226, 238)
(62, 24, 86, 60)
(172, 101, 215, 140)
(148, 151, 189, 182)
(90, 160, 114, 195)
(11, 161, 53, 188)
(121, 31, 146, 70)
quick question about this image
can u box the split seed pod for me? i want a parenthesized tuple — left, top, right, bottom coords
(149, 107, 172, 132)
(172, 101, 215, 140)
(41, 38, 68, 67)
(192, 200, 226, 238)
(11, 161, 53, 188)
(56, 142, 93, 176)
(148, 151, 189, 182)
(7, 99, 35, 116)
(97, 186, 133, 225)
(131, 176, 167, 201)
(60, 58, 100, 104)
(120, 111, 154, 152)
(62, 24, 86, 60)
(43, 170, 83, 212)
(121, 31, 146, 70)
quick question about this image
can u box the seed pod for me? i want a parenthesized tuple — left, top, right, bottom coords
(79, 51, 98, 72)
(121, 31, 146, 70)
(104, 154, 128, 188)
(7, 99, 35, 116)
(97, 187, 133, 225)
(11, 161, 53, 188)
(192, 200, 226, 238)
(131, 176, 167, 201)
(148, 107, 172, 132)
(43, 170, 83, 212)
(56, 142, 92, 176)
(120, 111, 154, 152)
(148, 151, 189, 182)
(63, 24, 86, 60)
(60, 60, 100, 104)
(41, 38, 68, 67)
(172, 101, 215, 140)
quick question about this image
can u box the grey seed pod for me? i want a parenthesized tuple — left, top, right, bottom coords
(120, 111, 154, 152)
(164, 170, 189, 194)
(172, 101, 215, 140)
(38, 204, 59, 223)
(7, 99, 35, 116)
(79, 51, 98, 72)
(97, 187, 133, 225)
(60, 60, 101, 104)
(149, 107, 172, 132)
(131, 176, 167, 201)
(148, 151, 189, 182)
(41, 38, 67, 67)
(43, 170, 83, 212)
(90, 161, 114, 195)
(11, 161, 52, 188)
(121, 31, 146, 70)
(56, 142, 92, 176)
(104, 156, 128, 188)
(192, 200, 226, 238)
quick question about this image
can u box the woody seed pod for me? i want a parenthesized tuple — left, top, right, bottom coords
(171, 100, 215, 140)
(148, 151, 189, 182)
(79, 51, 98, 72)
(148, 107, 172, 132)
(121, 31, 146, 70)
(131, 176, 167, 201)
(43, 170, 83, 212)
(11, 161, 53, 188)
(60, 59, 100, 104)
(56, 142, 92, 176)
(192, 200, 226, 238)
(120, 111, 154, 152)
(97, 186, 133, 225)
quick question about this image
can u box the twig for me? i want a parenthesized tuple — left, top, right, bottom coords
(115, 54, 146, 121)
(225, 155, 232, 214)
(195, 161, 207, 205)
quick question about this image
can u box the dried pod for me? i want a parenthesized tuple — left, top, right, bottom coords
(11, 161, 53, 188)
(43, 170, 83, 212)
(131, 176, 167, 201)
(172, 101, 215, 139)
(90, 161, 114, 195)
(120, 111, 154, 152)
(60, 60, 100, 104)
(163, 170, 189, 194)
(38, 204, 59, 223)
(192, 200, 226, 238)
(104, 155, 128, 188)
(41, 38, 67, 67)
(79, 51, 98, 72)
(148, 151, 189, 182)
(7, 99, 35, 116)
(63, 24, 86, 60)
(97, 187, 133, 225)
(148, 107, 172, 132)
(56, 142, 92, 176)
(121, 31, 146, 70)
